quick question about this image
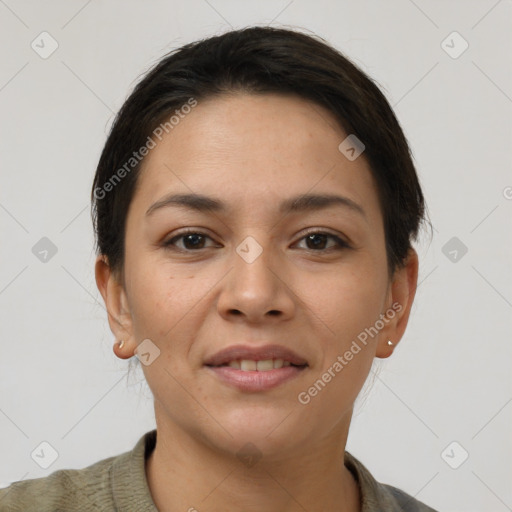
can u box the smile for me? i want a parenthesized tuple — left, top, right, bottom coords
(210, 359, 296, 371)
(205, 361, 307, 392)
(203, 344, 309, 391)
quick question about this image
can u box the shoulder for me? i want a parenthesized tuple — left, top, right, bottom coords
(344, 451, 439, 512)
(0, 452, 119, 512)
(0, 430, 157, 512)
(380, 483, 439, 512)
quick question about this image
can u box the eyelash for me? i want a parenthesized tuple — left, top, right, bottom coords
(162, 228, 351, 253)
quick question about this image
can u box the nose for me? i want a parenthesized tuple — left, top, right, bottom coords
(216, 239, 296, 324)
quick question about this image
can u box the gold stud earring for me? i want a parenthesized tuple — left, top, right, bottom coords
(118, 340, 125, 349)
(387, 340, 393, 346)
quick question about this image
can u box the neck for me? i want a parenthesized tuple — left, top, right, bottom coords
(145, 410, 361, 512)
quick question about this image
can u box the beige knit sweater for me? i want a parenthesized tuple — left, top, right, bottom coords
(0, 429, 438, 511)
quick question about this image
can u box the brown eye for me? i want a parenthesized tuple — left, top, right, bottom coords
(163, 231, 216, 251)
(295, 231, 350, 251)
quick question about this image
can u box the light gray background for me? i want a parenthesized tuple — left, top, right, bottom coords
(1, 1, 511, 511)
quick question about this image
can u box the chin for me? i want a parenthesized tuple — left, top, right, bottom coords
(206, 403, 306, 456)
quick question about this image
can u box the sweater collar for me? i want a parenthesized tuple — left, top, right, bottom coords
(111, 429, 158, 511)
(111, 429, 412, 512)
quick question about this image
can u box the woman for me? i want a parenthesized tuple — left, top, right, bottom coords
(0, 26, 437, 511)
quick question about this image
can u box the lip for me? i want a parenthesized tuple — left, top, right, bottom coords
(203, 344, 308, 392)
(203, 344, 308, 367)
(206, 365, 306, 392)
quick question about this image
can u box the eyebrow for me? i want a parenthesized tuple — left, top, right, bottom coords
(145, 192, 367, 220)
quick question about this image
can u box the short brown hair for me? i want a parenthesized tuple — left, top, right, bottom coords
(91, 26, 431, 281)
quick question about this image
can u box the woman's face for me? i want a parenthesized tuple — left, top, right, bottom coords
(98, 92, 417, 457)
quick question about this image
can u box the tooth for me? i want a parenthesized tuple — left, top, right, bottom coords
(228, 360, 240, 369)
(256, 359, 274, 371)
(273, 359, 284, 369)
(283, 361, 291, 367)
(240, 360, 257, 371)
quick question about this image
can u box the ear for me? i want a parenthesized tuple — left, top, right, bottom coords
(95, 255, 134, 359)
(376, 247, 419, 358)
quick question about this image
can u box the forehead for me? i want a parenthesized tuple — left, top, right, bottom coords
(131, 93, 380, 222)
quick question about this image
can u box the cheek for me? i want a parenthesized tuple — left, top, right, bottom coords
(296, 271, 381, 416)
(124, 256, 207, 342)
(301, 265, 385, 412)
(299, 265, 386, 345)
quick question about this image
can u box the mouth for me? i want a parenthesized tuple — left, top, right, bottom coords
(204, 343, 308, 367)
(204, 344, 309, 391)
(207, 359, 307, 371)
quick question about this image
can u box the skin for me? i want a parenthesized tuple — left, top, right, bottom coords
(95, 92, 418, 512)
